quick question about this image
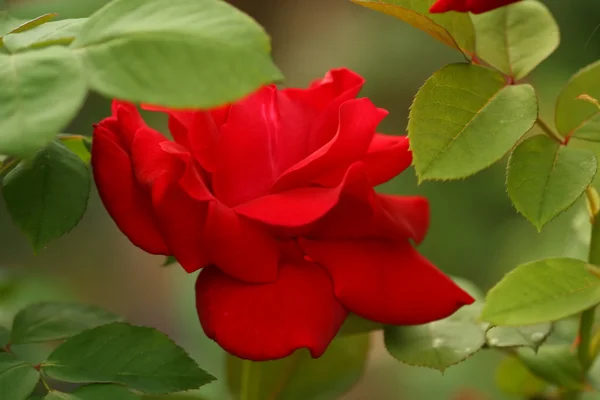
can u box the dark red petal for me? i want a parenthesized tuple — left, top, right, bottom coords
(111, 100, 145, 148)
(142, 104, 227, 172)
(212, 86, 280, 206)
(274, 98, 387, 190)
(91, 122, 169, 255)
(282, 68, 364, 111)
(152, 177, 211, 273)
(363, 134, 412, 186)
(129, 127, 172, 186)
(205, 202, 279, 283)
(195, 262, 348, 361)
(234, 162, 366, 228)
(299, 239, 474, 325)
(130, 127, 210, 272)
(376, 194, 430, 244)
(430, 0, 521, 14)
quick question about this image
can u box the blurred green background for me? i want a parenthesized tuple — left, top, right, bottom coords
(1, 0, 599, 399)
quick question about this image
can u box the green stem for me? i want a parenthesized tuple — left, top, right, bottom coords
(569, 188, 600, 400)
(536, 118, 566, 144)
(240, 359, 254, 400)
(578, 307, 596, 369)
(580, 211, 600, 370)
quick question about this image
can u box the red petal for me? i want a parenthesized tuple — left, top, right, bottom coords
(430, 0, 521, 14)
(205, 202, 279, 283)
(152, 177, 211, 273)
(377, 194, 430, 244)
(91, 121, 169, 255)
(212, 86, 279, 206)
(281, 69, 368, 172)
(195, 262, 348, 361)
(363, 134, 412, 186)
(131, 127, 210, 272)
(274, 98, 387, 190)
(282, 68, 364, 111)
(142, 104, 228, 172)
(299, 239, 474, 325)
(111, 100, 145, 148)
(234, 162, 366, 228)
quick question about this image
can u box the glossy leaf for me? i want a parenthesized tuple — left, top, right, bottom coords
(384, 296, 485, 371)
(0, 326, 9, 348)
(0, 353, 40, 400)
(72, 0, 282, 108)
(11, 302, 121, 344)
(351, 0, 474, 55)
(162, 256, 178, 267)
(0, 46, 87, 156)
(517, 345, 585, 390)
(506, 135, 597, 230)
(486, 324, 552, 350)
(60, 136, 92, 164)
(338, 313, 382, 336)
(3, 141, 91, 252)
(408, 63, 537, 181)
(495, 356, 547, 397)
(140, 396, 208, 400)
(227, 333, 369, 400)
(45, 385, 137, 400)
(3, 19, 86, 52)
(0, 13, 56, 40)
(472, 0, 559, 80)
(556, 60, 600, 139)
(43, 322, 215, 394)
(481, 258, 600, 325)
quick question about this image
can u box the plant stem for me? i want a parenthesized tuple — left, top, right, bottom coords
(570, 187, 600, 400)
(240, 359, 253, 400)
(580, 207, 600, 368)
(536, 118, 565, 144)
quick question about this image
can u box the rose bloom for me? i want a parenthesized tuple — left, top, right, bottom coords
(430, 0, 521, 14)
(92, 68, 474, 361)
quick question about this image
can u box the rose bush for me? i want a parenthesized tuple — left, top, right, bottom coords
(91, 68, 474, 361)
(429, 0, 521, 14)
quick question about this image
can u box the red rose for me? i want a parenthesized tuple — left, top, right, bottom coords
(430, 0, 521, 14)
(92, 68, 474, 361)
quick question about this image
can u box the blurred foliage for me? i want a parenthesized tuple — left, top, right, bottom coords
(0, 0, 599, 399)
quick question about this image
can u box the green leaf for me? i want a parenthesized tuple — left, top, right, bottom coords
(45, 385, 137, 400)
(506, 135, 597, 230)
(471, 0, 559, 80)
(338, 313, 382, 336)
(162, 256, 178, 267)
(556, 60, 600, 140)
(227, 333, 369, 400)
(408, 63, 537, 181)
(0, 13, 56, 38)
(351, 0, 474, 55)
(3, 19, 86, 52)
(495, 356, 547, 397)
(60, 136, 91, 164)
(384, 297, 485, 371)
(0, 352, 40, 400)
(71, 0, 282, 108)
(481, 258, 600, 325)
(3, 141, 91, 252)
(486, 324, 552, 350)
(42, 322, 215, 394)
(11, 302, 121, 344)
(0, 46, 87, 156)
(517, 345, 585, 390)
(0, 326, 10, 347)
(140, 396, 208, 400)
